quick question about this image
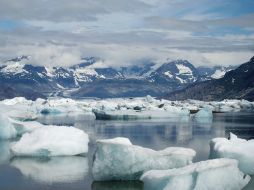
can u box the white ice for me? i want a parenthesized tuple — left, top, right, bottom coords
(210, 133, 254, 174)
(11, 126, 89, 156)
(194, 107, 213, 118)
(92, 137, 196, 181)
(11, 157, 88, 183)
(141, 158, 250, 190)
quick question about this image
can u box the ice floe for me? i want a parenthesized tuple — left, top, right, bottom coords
(92, 137, 196, 181)
(141, 158, 250, 190)
(210, 133, 254, 174)
(11, 126, 89, 156)
(1, 96, 254, 121)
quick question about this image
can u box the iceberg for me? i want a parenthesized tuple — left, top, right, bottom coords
(92, 137, 196, 181)
(0, 114, 17, 139)
(141, 158, 250, 190)
(210, 133, 254, 174)
(11, 126, 89, 156)
(93, 109, 190, 120)
(11, 156, 88, 183)
(194, 107, 213, 118)
(193, 107, 213, 124)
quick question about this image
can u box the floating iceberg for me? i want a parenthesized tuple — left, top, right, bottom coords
(141, 158, 250, 190)
(0, 114, 17, 139)
(92, 137, 196, 181)
(93, 109, 189, 120)
(11, 126, 89, 156)
(193, 107, 213, 124)
(210, 133, 254, 174)
(11, 156, 88, 183)
(194, 107, 213, 118)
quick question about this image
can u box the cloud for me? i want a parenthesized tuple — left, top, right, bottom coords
(0, 0, 253, 68)
(0, 0, 151, 22)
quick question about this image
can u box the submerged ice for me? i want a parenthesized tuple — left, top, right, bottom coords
(92, 137, 196, 181)
(11, 126, 89, 157)
(141, 158, 250, 190)
(210, 133, 254, 174)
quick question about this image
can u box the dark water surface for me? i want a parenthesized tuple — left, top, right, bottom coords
(1, 112, 254, 190)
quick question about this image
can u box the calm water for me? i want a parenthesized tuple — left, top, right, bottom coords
(1, 112, 254, 190)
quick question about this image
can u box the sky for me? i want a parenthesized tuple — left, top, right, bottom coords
(0, 0, 253, 68)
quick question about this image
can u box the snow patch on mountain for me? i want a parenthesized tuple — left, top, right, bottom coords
(1, 62, 27, 74)
(164, 71, 173, 78)
(176, 64, 193, 75)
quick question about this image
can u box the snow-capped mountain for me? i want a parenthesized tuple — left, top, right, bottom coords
(197, 65, 237, 80)
(167, 56, 254, 101)
(0, 55, 237, 99)
(148, 60, 199, 85)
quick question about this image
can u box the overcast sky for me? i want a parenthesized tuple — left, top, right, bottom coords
(0, 0, 253, 67)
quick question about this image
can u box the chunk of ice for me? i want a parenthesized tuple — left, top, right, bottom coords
(194, 107, 213, 118)
(141, 158, 250, 190)
(11, 126, 89, 156)
(92, 137, 196, 181)
(210, 133, 254, 174)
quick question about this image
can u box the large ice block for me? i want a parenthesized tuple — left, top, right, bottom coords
(92, 137, 196, 181)
(11, 126, 89, 156)
(210, 133, 254, 174)
(141, 158, 250, 190)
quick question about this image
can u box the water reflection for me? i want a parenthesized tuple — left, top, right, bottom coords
(0, 141, 11, 165)
(0, 112, 254, 190)
(11, 156, 89, 183)
(92, 181, 143, 190)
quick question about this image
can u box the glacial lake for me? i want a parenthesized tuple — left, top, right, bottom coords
(1, 112, 254, 190)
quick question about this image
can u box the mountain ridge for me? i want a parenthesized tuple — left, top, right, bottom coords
(167, 56, 254, 101)
(0, 55, 238, 100)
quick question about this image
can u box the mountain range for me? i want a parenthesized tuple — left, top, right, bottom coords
(0, 55, 238, 100)
(167, 56, 254, 101)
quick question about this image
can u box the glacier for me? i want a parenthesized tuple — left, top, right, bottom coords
(210, 133, 254, 174)
(141, 158, 250, 190)
(92, 137, 196, 181)
(11, 126, 89, 157)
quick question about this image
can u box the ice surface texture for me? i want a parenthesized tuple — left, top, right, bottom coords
(210, 133, 254, 174)
(141, 158, 250, 190)
(11, 126, 89, 156)
(92, 137, 196, 181)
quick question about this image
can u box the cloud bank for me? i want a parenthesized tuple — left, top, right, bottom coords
(0, 0, 253, 67)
